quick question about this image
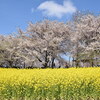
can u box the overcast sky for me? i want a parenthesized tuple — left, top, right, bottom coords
(0, 0, 100, 34)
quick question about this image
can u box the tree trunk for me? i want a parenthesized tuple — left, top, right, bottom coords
(91, 59, 94, 67)
(31, 61, 34, 68)
(51, 57, 55, 68)
(75, 53, 79, 67)
(75, 42, 80, 67)
(8, 60, 13, 68)
(23, 62, 26, 68)
(44, 50, 48, 68)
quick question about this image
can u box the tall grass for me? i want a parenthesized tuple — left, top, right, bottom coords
(0, 68, 100, 100)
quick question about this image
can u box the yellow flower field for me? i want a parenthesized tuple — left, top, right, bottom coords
(0, 68, 100, 100)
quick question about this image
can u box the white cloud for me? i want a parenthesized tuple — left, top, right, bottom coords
(37, 0, 77, 18)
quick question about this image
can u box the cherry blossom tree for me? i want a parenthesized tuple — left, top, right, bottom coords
(70, 12, 100, 67)
(18, 20, 70, 68)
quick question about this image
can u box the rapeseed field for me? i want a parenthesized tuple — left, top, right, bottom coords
(0, 68, 100, 100)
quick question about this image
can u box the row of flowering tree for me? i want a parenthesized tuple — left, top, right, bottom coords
(0, 12, 100, 68)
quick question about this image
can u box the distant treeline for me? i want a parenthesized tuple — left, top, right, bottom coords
(0, 12, 100, 68)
